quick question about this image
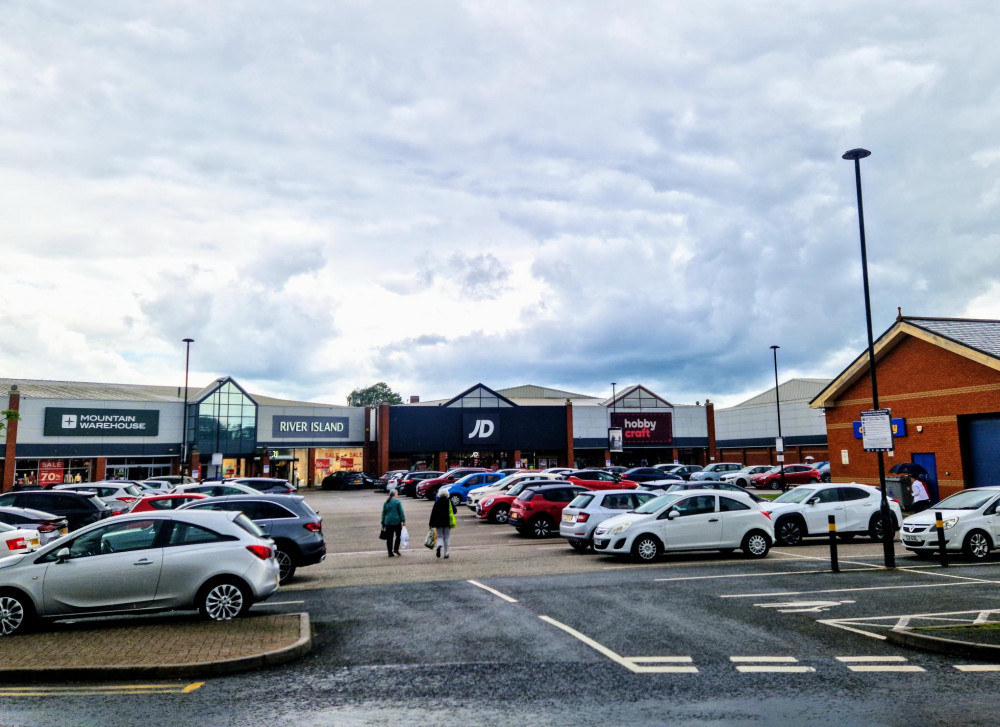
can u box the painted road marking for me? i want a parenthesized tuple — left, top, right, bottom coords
(262, 600, 305, 606)
(754, 599, 856, 613)
(836, 656, 908, 662)
(730, 656, 814, 673)
(0, 683, 204, 697)
(721, 581, 983, 599)
(819, 608, 1000, 641)
(467, 580, 518, 603)
(954, 664, 1000, 672)
(538, 615, 697, 673)
(836, 656, 924, 672)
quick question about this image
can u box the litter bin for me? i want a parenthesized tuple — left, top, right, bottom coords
(885, 475, 912, 510)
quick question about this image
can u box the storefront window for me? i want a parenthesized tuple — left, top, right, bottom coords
(189, 379, 257, 457)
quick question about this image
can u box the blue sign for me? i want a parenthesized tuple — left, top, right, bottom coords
(853, 418, 906, 439)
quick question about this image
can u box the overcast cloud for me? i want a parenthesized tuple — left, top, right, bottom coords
(2, 1, 999, 406)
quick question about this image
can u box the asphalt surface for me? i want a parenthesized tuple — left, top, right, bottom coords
(4, 488, 1000, 726)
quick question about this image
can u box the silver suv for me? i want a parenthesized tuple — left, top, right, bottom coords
(688, 463, 744, 482)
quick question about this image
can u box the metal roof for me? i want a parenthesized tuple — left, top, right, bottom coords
(729, 378, 832, 409)
(905, 316, 1000, 360)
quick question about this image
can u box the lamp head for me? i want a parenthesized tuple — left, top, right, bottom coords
(183, 338, 195, 344)
(842, 148, 871, 161)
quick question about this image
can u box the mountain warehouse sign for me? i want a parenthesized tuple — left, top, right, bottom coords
(272, 415, 350, 439)
(44, 408, 160, 437)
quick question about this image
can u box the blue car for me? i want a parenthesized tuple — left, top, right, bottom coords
(442, 472, 506, 509)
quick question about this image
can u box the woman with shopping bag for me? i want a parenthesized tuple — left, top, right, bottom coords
(381, 489, 406, 557)
(429, 488, 455, 559)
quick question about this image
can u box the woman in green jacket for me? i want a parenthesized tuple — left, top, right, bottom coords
(381, 489, 406, 557)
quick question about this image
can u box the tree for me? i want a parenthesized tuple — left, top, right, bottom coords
(0, 409, 19, 435)
(347, 382, 403, 407)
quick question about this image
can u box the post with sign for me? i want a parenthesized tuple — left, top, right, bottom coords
(859, 407, 895, 567)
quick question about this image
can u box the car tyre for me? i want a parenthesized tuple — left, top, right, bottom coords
(568, 539, 590, 552)
(529, 516, 554, 538)
(964, 530, 992, 560)
(198, 578, 251, 621)
(491, 506, 510, 524)
(741, 530, 771, 559)
(631, 534, 662, 563)
(775, 517, 804, 546)
(0, 589, 34, 636)
(274, 546, 297, 584)
(868, 514, 894, 543)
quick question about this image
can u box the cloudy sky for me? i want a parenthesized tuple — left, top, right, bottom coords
(3, 1, 999, 407)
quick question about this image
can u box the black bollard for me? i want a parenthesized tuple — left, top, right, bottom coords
(935, 510, 948, 567)
(828, 514, 839, 573)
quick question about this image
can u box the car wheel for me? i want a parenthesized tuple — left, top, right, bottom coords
(964, 530, 992, 560)
(529, 516, 554, 538)
(491, 506, 510, 524)
(569, 539, 590, 553)
(775, 517, 804, 546)
(868, 514, 893, 543)
(631, 534, 661, 563)
(275, 547, 297, 584)
(450, 494, 462, 509)
(821, 473, 831, 483)
(198, 578, 251, 621)
(741, 530, 771, 559)
(0, 589, 33, 636)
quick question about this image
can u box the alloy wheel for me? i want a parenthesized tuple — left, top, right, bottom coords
(0, 596, 25, 636)
(204, 583, 244, 621)
(745, 533, 769, 557)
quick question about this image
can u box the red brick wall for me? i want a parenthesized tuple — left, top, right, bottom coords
(824, 335, 1000, 497)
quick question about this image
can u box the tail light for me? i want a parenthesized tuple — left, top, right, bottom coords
(246, 544, 273, 560)
(761, 511, 772, 519)
(304, 521, 322, 533)
(118, 496, 137, 503)
(576, 513, 590, 522)
(891, 498, 901, 505)
(5, 537, 26, 550)
(37, 523, 54, 533)
(111, 510, 124, 516)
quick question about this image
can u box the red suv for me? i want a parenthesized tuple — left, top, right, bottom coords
(509, 483, 588, 538)
(750, 464, 822, 489)
(477, 479, 554, 523)
(566, 470, 639, 491)
(416, 468, 489, 500)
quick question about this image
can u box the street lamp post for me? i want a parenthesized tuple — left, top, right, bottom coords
(610, 382, 617, 464)
(843, 147, 895, 569)
(181, 338, 194, 476)
(770, 345, 787, 493)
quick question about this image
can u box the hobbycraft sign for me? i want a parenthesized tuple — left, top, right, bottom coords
(44, 408, 159, 437)
(610, 412, 673, 445)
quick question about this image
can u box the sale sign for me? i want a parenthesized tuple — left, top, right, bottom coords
(39, 460, 65, 486)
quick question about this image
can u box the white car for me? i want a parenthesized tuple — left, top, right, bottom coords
(560, 489, 660, 551)
(53, 482, 145, 512)
(0, 521, 42, 555)
(901, 486, 1000, 559)
(467, 473, 560, 511)
(592, 490, 774, 562)
(720, 465, 773, 488)
(171, 482, 260, 497)
(761, 483, 902, 546)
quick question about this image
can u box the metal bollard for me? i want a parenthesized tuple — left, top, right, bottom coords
(828, 514, 839, 573)
(935, 510, 948, 567)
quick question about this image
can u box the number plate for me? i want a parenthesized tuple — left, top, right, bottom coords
(30, 538, 40, 547)
(562, 512, 574, 522)
(902, 535, 922, 544)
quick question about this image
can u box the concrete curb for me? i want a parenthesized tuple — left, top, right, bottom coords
(0, 613, 312, 682)
(886, 626, 1000, 661)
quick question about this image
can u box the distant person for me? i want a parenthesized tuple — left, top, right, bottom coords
(910, 475, 931, 513)
(429, 488, 455, 559)
(381, 489, 406, 557)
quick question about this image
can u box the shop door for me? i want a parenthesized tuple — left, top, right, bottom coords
(911, 453, 939, 501)
(965, 417, 1000, 490)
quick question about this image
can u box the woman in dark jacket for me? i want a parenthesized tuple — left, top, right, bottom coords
(429, 488, 454, 559)
(381, 489, 406, 557)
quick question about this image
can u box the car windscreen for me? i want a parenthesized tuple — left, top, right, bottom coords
(935, 490, 999, 510)
(771, 487, 817, 504)
(568, 494, 594, 509)
(233, 513, 266, 538)
(634, 494, 682, 514)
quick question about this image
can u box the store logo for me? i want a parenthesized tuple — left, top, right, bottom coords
(467, 419, 495, 439)
(62, 415, 77, 429)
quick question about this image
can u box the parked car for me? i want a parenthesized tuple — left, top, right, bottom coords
(321, 471, 379, 490)
(560, 489, 660, 551)
(654, 464, 703, 481)
(688, 463, 744, 482)
(416, 468, 489, 500)
(180, 494, 325, 583)
(0, 521, 42, 556)
(54, 482, 144, 510)
(396, 471, 444, 498)
(566, 470, 639, 491)
(0, 507, 69, 545)
(172, 483, 261, 497)
(663, 481, 767, 503)
(592, 490, 774, 562)
(509, 484, 588, 538)
(376, 470, 409, 492)
(900, 486, 1000, 559)
(541, 467, 575, 477)
(720, 465, 774, 489)
(760, 483, 902, 546)
(749, 464, 822, 490)
(815, 462, 831, 483)
(0, 510, 280, 636)
(467, 472, 562, 511)
(144, 475, 195, 486)
(0, 490, 113, 531)
(602, 466, 630, 477)
(224, 478, 297, 495)
(477, 480, 571, 524)
(621, 467, 682, 485)
(138, 480, 173, 493)
(439, 472, 506, 509)
(129, 493, 209, 513)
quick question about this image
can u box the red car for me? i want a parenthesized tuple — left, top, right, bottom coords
(566, 470, 639, 491)
(509, 483, 588, 537)
(416, 467, 489, 500)
(750, 464, 822, 489)
(477, 479, 547, 523)
(129, 493, 209, 512)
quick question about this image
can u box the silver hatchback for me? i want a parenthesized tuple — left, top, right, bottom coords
(0, 510, 280, 636)
(560, 489, 660, 551)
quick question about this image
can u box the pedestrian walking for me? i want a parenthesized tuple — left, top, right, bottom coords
(910, 475, 931, 513)
(429, 488, 456, 559)
(381, 489, 406, 557)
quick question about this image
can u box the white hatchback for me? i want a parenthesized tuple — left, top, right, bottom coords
(761, 483, 902, 546)
(559, 489, 660, 551)
(592, 490, 774, 562)
(900, 486, 1000, 559)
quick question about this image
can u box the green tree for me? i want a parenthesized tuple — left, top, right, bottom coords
(347, 382, 403, 407)
(0, 409, 19, 434)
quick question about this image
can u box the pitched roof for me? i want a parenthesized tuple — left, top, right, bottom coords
(729, 378, 832, 409)
(495, 384, 595, 400)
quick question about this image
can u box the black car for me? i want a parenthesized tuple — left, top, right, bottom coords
(321, 471, 380, 490)
(622, 467, 681, 484)
(396, 471, 444, 498)
(0, 490, 112, 531)
(655, 464, 703, 481)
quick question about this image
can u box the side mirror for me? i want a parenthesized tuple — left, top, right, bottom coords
(807, 497, 819, 506)
(666, 509, 679, 520)
(55, 547, 71, 563)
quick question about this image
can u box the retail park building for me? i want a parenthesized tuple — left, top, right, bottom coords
(4, 315, 999, 495)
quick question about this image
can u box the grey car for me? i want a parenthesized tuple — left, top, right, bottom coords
(688, 462, 744, 482)
(180, 495, 325, 584)
(0, 510, 280, 636)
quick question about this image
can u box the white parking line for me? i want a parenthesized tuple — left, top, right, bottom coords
(720, 581, 984, 599)
(954, 664, 1000, 672)
(848, 664, 926, 672)
(467, 580, 518, 603)
(731, 656, 799, 662)
(730, 656, 815, 673)
(836, 656, 908, 662)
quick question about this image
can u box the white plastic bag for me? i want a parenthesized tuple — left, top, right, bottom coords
(399, 525, 410, 550)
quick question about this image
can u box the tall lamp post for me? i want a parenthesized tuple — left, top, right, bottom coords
(770, 346, 787, 493)
(843, 147, 895, 569)
(181, 338, 194, 476)
(610, 382, 617, 464)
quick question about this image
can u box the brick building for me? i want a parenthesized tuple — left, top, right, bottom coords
(811, 316, 1000, 499)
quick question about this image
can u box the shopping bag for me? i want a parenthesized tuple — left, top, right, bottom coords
(399, 526, 410, 550)
(424, 529, 437, 549)
(448, 502, 456, 528)
(378, 526, 388, 540)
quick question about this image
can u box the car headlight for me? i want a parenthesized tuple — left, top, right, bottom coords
(607, 521, 632, 536)
(482, 497, 494, 507)
(943, 517, 959, 530)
